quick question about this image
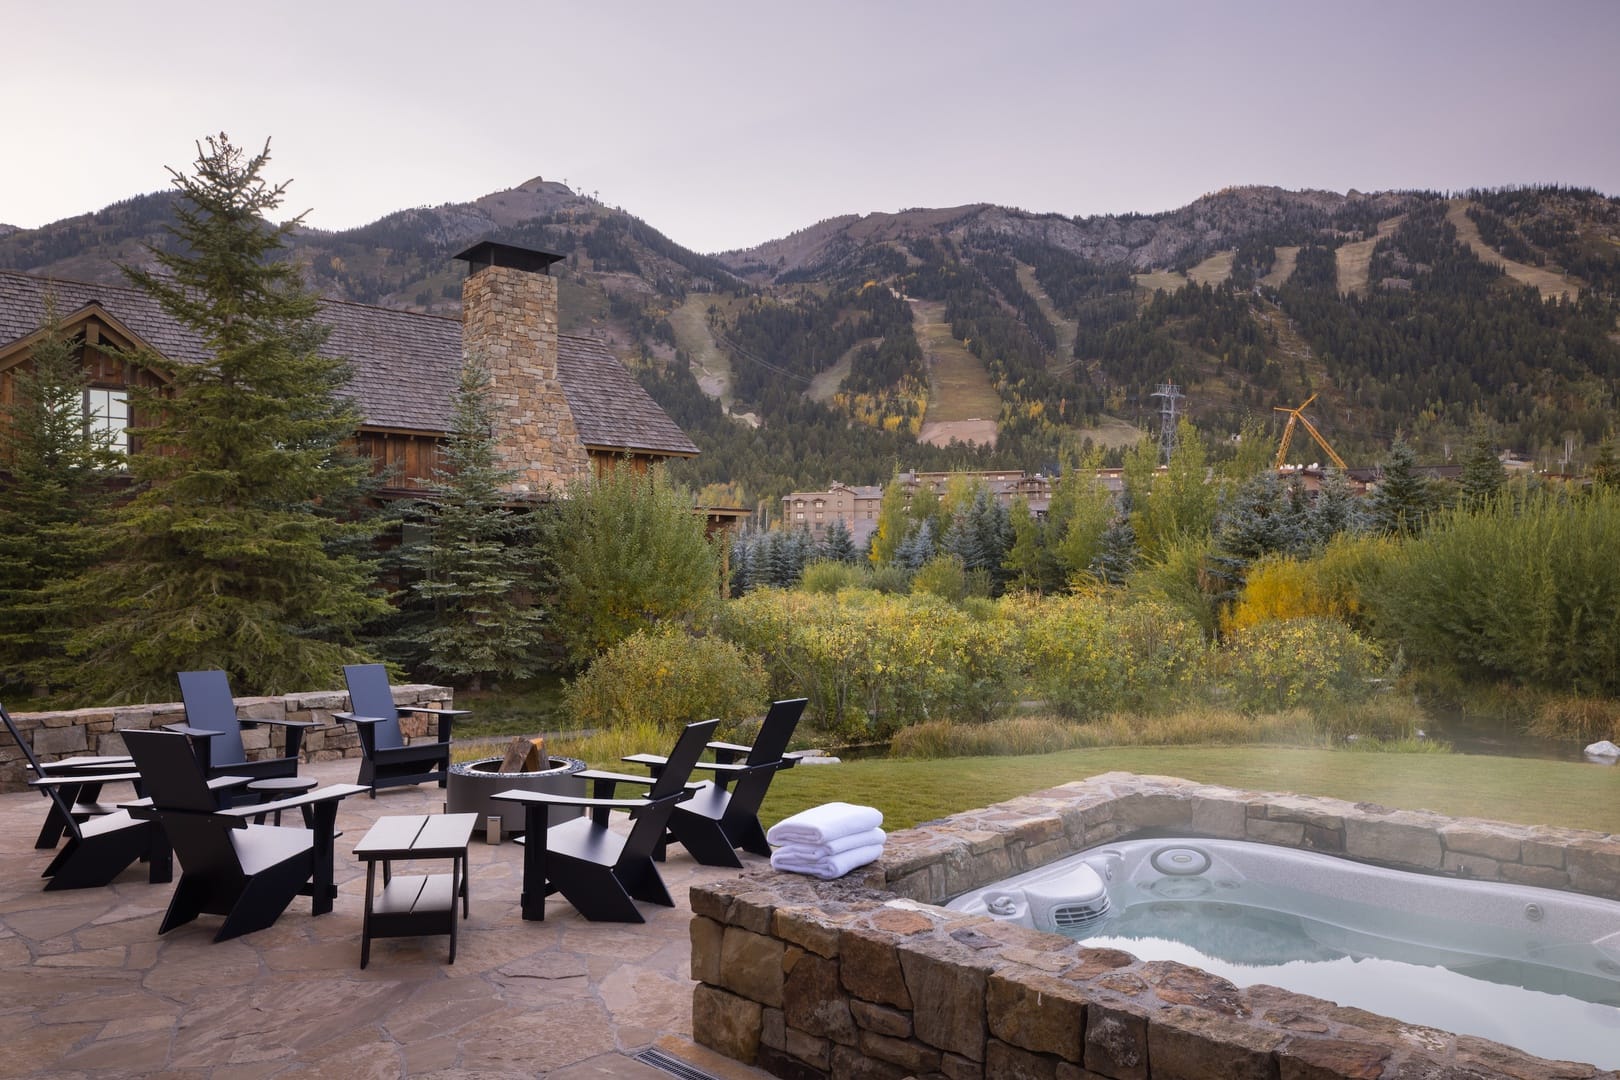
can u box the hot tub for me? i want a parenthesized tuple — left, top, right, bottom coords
(947, 837, 1620, 1069)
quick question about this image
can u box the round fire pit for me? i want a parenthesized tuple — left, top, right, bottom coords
(447, 755, 587, 840)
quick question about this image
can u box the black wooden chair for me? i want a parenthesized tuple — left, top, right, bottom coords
(492, 718, 718, 923)
(334, 664, 463, 796)
(120, 729, 365, 942)
(165, 670, 317, 803)
(28, 768, 169, 891)
(623, 698, 809, 868)
(3, 700, 135, 850)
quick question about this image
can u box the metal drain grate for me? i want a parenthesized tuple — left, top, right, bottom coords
(632, 1048, 722, 1080)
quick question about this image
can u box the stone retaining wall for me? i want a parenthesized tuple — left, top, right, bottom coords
(691, 771, 1620, 1080)
(1, 684, 454, 792)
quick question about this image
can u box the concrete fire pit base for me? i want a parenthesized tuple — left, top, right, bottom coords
(446, 755, 587, 840)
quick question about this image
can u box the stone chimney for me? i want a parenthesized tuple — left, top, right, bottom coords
(454, 240, 592, 493)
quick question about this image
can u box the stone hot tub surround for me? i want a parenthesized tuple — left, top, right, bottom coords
(1, 684, 455, 792)
(690, 772, 1620, 1080)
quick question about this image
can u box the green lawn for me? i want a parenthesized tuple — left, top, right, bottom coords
(756, 745, 1620, 834)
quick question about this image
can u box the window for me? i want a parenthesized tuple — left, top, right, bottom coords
(85, 388, 129, 454)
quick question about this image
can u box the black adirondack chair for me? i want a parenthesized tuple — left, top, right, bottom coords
(334, 664, 463, 796)
(4, 700, 135, 850)
(623, 698, 809, 868)
(28, 768, 170, 891)
(120, 728, 365, 942)
(166, 670, 317, 801)
(492, 718, 718, 923)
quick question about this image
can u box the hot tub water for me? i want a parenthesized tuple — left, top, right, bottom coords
(946, 838, 1620, 1069)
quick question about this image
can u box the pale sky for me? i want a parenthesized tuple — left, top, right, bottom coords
(3, 0, 1618, 254)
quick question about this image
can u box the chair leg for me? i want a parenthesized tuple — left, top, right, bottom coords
(669, 815, 745, 869)
(620, 859, 674, 908)
(730, 816, 772, 859)
(215, 857, 312, 942)
(160, 876, 210, 934)
(552, 863, 645, 923)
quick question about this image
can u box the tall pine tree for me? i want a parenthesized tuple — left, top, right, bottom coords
(390, 358, 546, 690)
(64, 135, 388, 701)
(0, 303, 120, 694)
(1368, 439, 1434, 536)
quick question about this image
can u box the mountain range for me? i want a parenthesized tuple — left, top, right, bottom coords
(5, 179, 1619, 508)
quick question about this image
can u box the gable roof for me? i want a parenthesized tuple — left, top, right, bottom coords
(0, 270, 698, 457)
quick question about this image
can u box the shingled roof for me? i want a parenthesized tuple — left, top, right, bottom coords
(0, 270, 698, 456)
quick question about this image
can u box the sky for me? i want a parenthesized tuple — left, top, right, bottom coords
(3, 0, 1618, 254)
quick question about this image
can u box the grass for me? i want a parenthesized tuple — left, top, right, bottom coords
(1260, 246, 1299, 288)
(911, 298, 1000, 423)
(453, 675, 571, 739)
(1447, 199, 1580, 302)
(1335, 214, 1405, 295)
(669, 294, 737, 406)
(1132, 269, 1188, 295)
(1186, 250, 1235, 287)
(755, 745, 1620, 833)
(1014, 260, 1078, 359)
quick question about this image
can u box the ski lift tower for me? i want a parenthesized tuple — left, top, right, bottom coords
(1151, 383, 1185, 464)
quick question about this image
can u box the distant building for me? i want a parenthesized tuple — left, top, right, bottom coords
(782, 469, 1057, 547)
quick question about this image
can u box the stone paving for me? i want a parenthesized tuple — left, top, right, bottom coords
(0, 758, 773, 1079)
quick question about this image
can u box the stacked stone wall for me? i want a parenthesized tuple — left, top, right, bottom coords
(1, 684, 453, 791)
(691, 772, 1620, 1080)
(460, 264, 591, 494)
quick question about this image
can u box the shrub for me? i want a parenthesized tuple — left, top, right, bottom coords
(912, 554, 967, 601)
(1217, 617, 1385, 714)
(541, 466, 720, 668)
(1018, 594, 1205, 719)
(799, 559, 870, 594)
(715, 588, 1022, 738)
(562, 628, 768, 734)
(1529, 695, 1620, 743)
(1368, 491, 1620, 695)
(867, 565, 912, 594)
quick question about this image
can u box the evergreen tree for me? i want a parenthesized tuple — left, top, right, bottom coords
(1091, 514, 1138, 586)
(1308, 466, 1365, 544)
(894, 519, 935, 572)
(0, 303, 120, 693)
(389, 358, 545, 690)
(1459, 430, 1506, 508)
(63, 135, 387, 701)
(1368, 440, 1434, 536)
(1003, 499, 1062, 593)
(1592, 436, 1620, 493)
(821, 517, 858, 563)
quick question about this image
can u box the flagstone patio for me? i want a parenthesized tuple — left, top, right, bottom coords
(0, 758, 771, 1079)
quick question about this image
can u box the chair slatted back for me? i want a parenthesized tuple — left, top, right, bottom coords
(624, 719, 720, 861)
(342, 664, 404, 751)
(744, 698, 808, 768)
(178, 670, 247, 766)
(3, 702, 85, 842)
(121, 728, 244, 877)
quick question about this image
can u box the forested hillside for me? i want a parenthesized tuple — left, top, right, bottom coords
(6, 181, 1619, 509)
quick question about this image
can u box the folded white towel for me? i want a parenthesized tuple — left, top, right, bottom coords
(780, 827, 886, 859)
(766, 802, 883, 846)
(770, 842, 885, 880)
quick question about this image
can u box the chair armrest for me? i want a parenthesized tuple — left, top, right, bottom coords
(620, 753, 670, 768)
(36, 755, 134, 773)
(491, 785, 699, 811)
(247, 716, 321, 729)
(30, 771, 142, 787)
(578, 768, 663, 786)
(119, 774, 248, 814)
(706, 740, 755, 755)
(163, 724, 220, 739)
(689, 761, 751, 775)
(402, 706, 468, 718)
(216, 783, 368, 819)
(332, 712, 387, 726)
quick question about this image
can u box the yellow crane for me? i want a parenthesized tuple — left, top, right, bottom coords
(1273, 393, 1348, 470)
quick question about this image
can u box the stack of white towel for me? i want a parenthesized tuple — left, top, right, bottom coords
(766, 802, 885, 880)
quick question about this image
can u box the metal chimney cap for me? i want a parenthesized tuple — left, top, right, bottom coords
(453, 239, 566, 275)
